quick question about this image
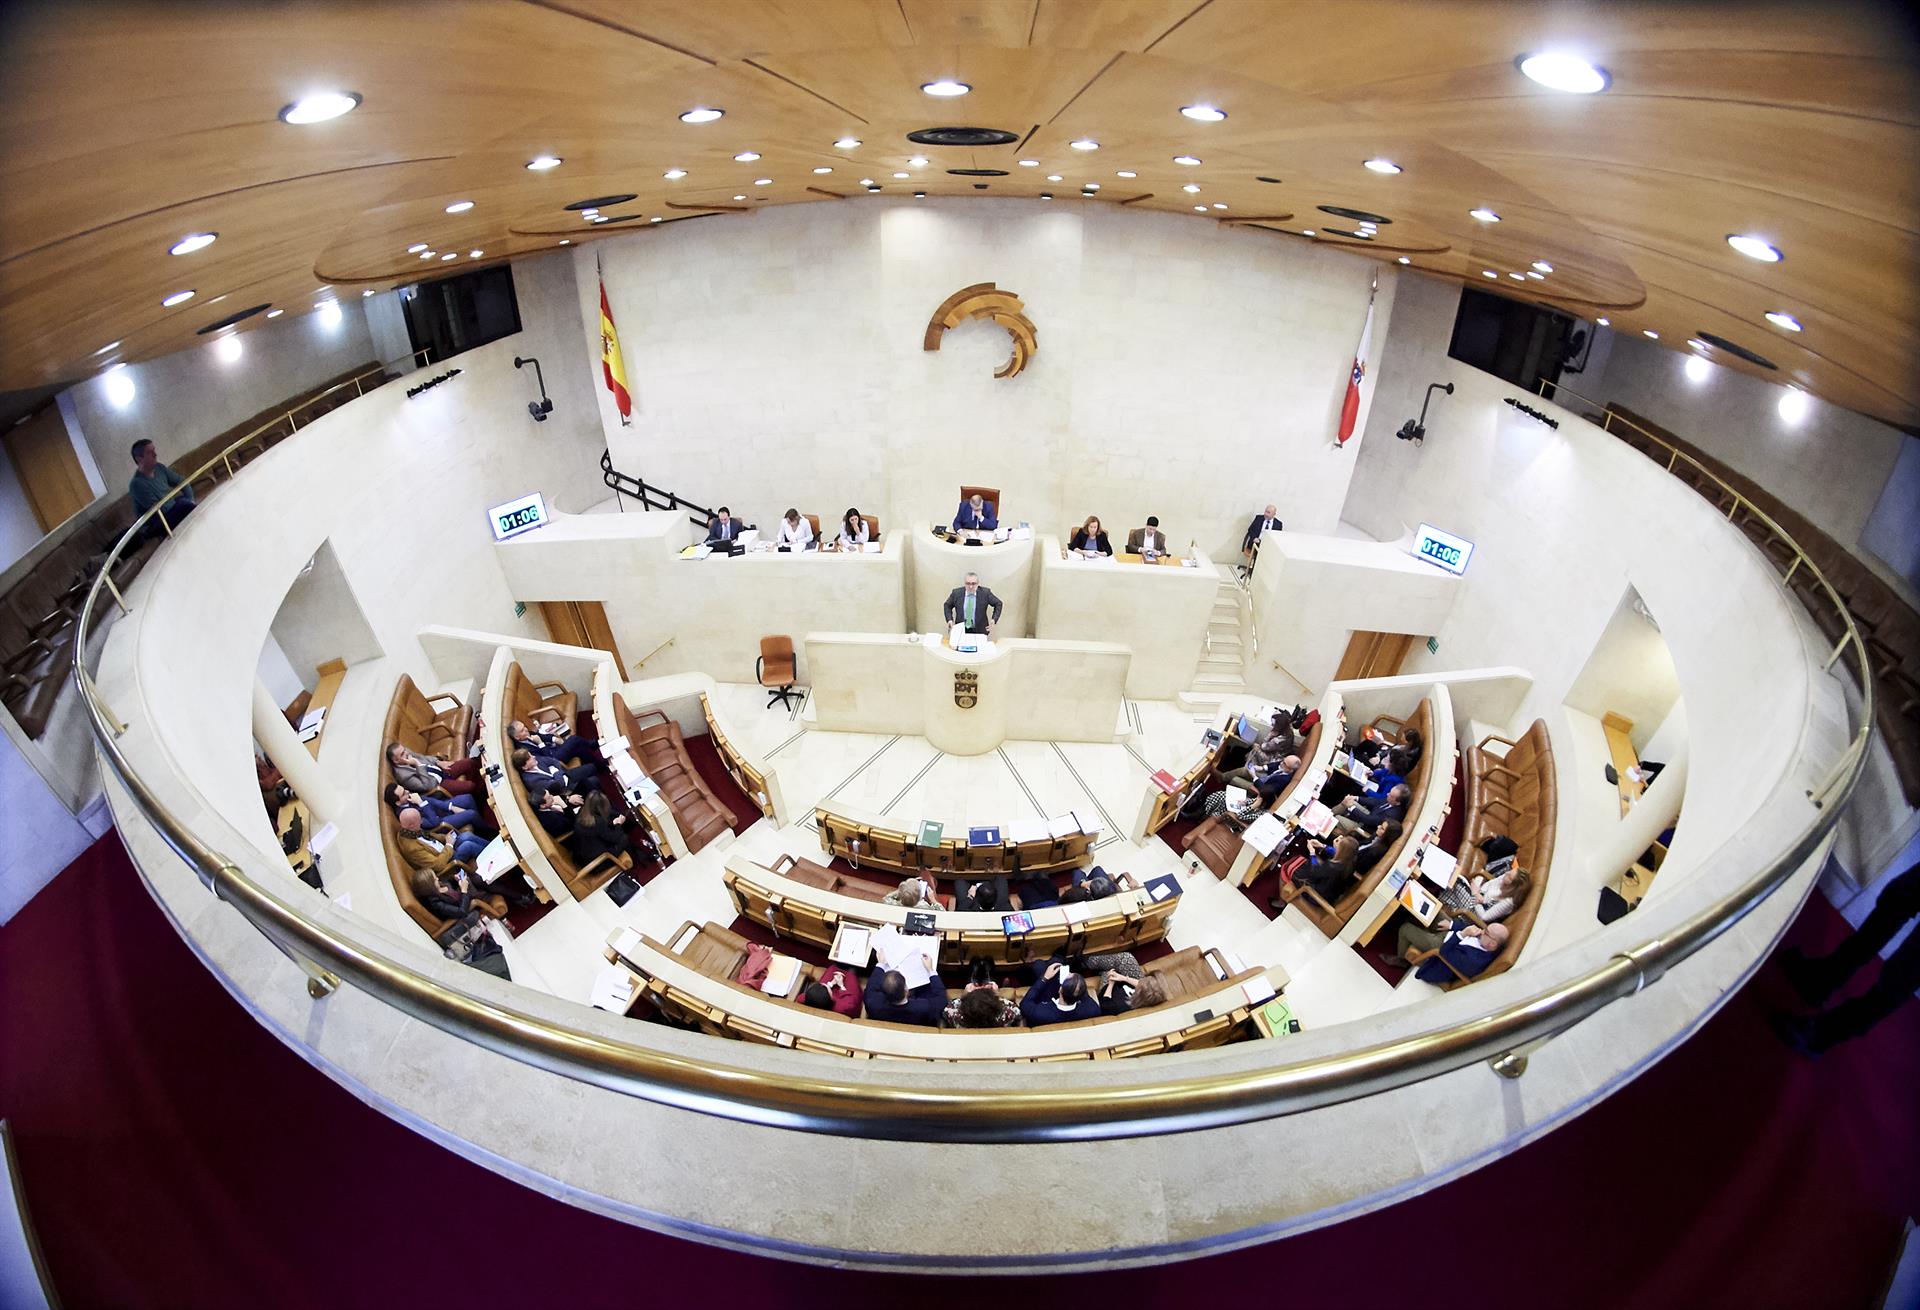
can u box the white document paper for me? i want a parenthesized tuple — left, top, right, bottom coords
(1005, 817, 1052, 845)
(1298, 800, 1336, 838)
(307, 821, 340, 855)
(829, 923, 875, 967)
(761, 955, 803, 997)
(1069, 809, 1101, 839)
(1060, 899, 1095, 924)
(1417, 843, 1458, 887)
(474, 835, 519, 884)
(1240, 975, 1277, 1006)
(1225, 785, 1250, 811)
(331, 891, 353, 912)
(1047, 813, 1082, 840)
(589, 963, 640, 1013)
(600, 733, 629, 756)
(1242, 813, 1288, 855)
(871, 924, 935, 987)
(608, 926, 643, 960)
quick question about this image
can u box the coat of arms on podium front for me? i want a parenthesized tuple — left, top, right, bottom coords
(953, 670, 979, 709)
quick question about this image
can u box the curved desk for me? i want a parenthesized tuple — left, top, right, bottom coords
(814, 798, 1099, 875)
(911, 523, 1034, 637)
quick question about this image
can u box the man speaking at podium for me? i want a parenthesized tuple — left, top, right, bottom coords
(943, 572, 1003, 636)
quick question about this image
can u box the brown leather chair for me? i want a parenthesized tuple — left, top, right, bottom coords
(862, 513, 881, 541)
(758, 635, 798, 709)
(802, 513, 821, 544)
(958, 485, 1000, 523)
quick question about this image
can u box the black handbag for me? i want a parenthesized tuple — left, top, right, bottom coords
(1480, 834, 1518, 861)
(605, 871, 641, 907)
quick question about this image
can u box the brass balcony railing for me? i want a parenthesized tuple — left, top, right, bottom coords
(67, 362, 1877, 1143)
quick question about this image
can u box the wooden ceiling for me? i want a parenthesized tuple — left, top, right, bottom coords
(1, 0, 1916, 427)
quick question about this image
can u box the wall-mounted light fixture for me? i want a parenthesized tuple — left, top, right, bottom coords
(513, 355, 553, 422)
(1396, 381, 1454, 443)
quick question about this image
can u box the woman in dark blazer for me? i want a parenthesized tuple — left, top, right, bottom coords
(1068, 514, 1112, 555)
(567, 790, 635, 866)
(1275, 834, 1359, 909)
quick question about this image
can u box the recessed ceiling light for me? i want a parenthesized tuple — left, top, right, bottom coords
(1597, 316, 1610, 326)
(1778, 387, 1809, 423)
(650, 217, 661, 223)
(833, 138, 861, 149)
(663, 168, 687, 180)
(1508, 272, 1526, 280)
(526, 155, 562, 171)
(812, 166, 833, 175)
(1727, 234, 1783, 262)
(559, 239, 570, 245)
(1470, 208, 1501, 222)
(1765, 311, 1803, 332)
(469, 249, 483, 257)
(1397, 256, 1410, 264)
(922, 80, 970, 97)
(908, 156, 928, 167)
(1213, 203, 1227, 210)
(858, 178, 874, 187)
(1642, 329, 1660, 338)
(1532, 261, 1553, 273)
(755, 177, 772, 186)
(1180, 104, 1227, 122)
(213, 333, 244, 364)
(278, 91, 360, 125)
(1173, 155, 1202, 166)
(162, 289, 195, 306)
(1526, 270, 1544, 279)
(734, 151, 761, 163)
(582, 208, 599, 217)
(1069, 139, 1099, 151)
(1302, 229, 1315, 236)
(678, 107, 724, 124)
(592, 215, 609, 223)
(314, 301, 342, 327)
(1040, 193, 1053, 200)
(1482, 270, 1498, 279)
(914, 192, 926, 198)
(441, 252, 458, 260)
(94, 341, 121, 354)
(169, 232, 217, 256)
(1195, 205, 1208, 212)
(1686, 338, 1709, 350)
(733, 194, 746, 200)
(1363, 158, 1402, 174)
(407, 242, 428, 253)
(419, 252, 435, 259)
(1684, 354, 1711, 383)
(1182, 183, 1201, 193)
(445, 200, 474, 213)
(1018, 159, 1039, 167)
(892, 172, 909, 178)
(1516, 52, 1610, 94)
(1084, 182, 1100, 191)
(265, 309, 283, 318)
(362, 288, 375, 297)
(1117, 170, 1137, 178)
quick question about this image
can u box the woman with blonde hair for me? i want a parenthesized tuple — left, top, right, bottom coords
(1069, 514, 1112, 556)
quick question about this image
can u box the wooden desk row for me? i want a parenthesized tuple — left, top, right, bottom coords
(814, 802, 1098, 876)
(605, 922, 1272, 1062)
(723, 851, 1177, 967)
(700, 691, 778, 822)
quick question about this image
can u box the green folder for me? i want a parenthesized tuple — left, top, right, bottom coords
(917, 819, 945, 848)
(1261, 998, 1299, 1036)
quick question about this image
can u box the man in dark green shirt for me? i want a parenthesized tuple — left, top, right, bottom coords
(128, 439, 195, 536)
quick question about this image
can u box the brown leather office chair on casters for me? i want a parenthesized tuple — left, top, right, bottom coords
(803, 513, 821, 543)
(757, 635, 799, 710)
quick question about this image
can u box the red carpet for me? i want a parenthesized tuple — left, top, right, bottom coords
(3, 834, 1917, 1309)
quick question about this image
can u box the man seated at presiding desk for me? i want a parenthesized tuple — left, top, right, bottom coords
(1242, 503, 1282, 570)
(128, 439, 196, 538)
(943, 571, 1003, 635)
(704, 505, 745, 546)
(775, 507, 814, 549)
(1069, 514, 1112, 556)
(1124, 516, 1169, 557)
(952, 492, 997, 532)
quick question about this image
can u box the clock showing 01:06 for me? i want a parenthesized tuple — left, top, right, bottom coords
(1412, 523, 1473, 576)
(488, 491, 549, 541)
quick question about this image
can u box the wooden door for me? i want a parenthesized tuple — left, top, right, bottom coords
(1334, 630, 1417, 682)
(533, 600, 624, 671)
(4, 405, 95, 532)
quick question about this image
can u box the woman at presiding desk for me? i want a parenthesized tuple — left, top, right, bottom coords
(837, 507, 871, 551)
(775, 507, 814, 549)
(1069, 515, 1112, 556)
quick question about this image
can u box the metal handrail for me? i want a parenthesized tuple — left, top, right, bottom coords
(68, 368, 1876, 1143)
(599, 449, 712, 528)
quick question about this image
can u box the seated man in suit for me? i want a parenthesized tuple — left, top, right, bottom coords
(1125, 515, 1168, 556)
(1333, 782, 1410, 837)
(514, 747, 599, 796)
(704, 505, 742, 546)
(508, 718, 598, 767)
(1400, 918, 1509, 983)
(953, 492, 997, 533)
(863, 969, 947, 1026)
(955, 874, 1018, 913)
(1242, 503, 1282, 571)
(1019, 959, 1102, 1027)
(943, 571, 1003, 635)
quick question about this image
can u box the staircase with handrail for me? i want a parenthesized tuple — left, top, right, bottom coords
(599, 450, 714, 529)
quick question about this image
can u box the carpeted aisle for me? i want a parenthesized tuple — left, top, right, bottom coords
(2, 834, 1916, 1309)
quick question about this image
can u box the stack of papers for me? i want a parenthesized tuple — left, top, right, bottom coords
(679, 544, 712, 559)
(1417, 843, 1458, 887)
(761, 955, 802, 996)
(473, 835, 519, 885)
(1005, 817, 1051, 845)
(829, 923, 875, 967)
(1298, 801, 1336, 838)
(1241, 975, 1277, 1007)
(1070, 809, 1100, 839)
(590, 963, 641, 1014)
(1047, 813, 1081, 840)
(1242, 813, 1287, 855)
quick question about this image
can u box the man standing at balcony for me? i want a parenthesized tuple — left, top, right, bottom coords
(128, 439, 196, 538)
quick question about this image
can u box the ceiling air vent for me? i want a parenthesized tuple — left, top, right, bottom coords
(907, 127, 1021, 148)
(1317, 204, 1392, 225)
(565, 194, 637, 211)
(1694, 332, 1778, 369)
(946, 168, 1010, 177)
(195, 304, 273, 334)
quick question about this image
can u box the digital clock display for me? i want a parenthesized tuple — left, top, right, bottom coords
(488, 491, 549, 541)
(1411, 523, 1473, 576)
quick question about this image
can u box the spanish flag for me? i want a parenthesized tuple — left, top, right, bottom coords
(599, 276, 632, 425)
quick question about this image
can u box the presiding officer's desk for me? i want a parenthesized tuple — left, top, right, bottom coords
(803, 631, 1128, 752)
(813, 797, 1100, 874)
(492, 508, 905, 685)
(1036, 535, 1221, 700)
(910, 522, 1034, 637)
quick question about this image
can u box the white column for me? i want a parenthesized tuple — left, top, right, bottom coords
(252, 678, 340, 818)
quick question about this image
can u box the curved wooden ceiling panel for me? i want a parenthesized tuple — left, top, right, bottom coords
(0, 0, 1913, 426)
